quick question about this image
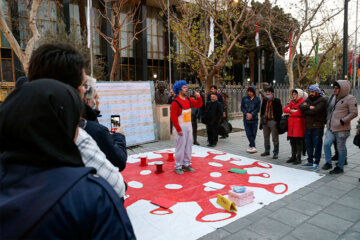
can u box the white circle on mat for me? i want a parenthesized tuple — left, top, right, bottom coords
(128, 181, 143, 188)
(140, 170, 151, 175)
(204, 187, 217, 191)
(165, 184, 183, 189)
(208, 162, 223, 167)
(210, 172, 222, 177)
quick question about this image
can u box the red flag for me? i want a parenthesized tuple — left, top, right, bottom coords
(349, 51, 353, 76)
(289, 32, 292, 61)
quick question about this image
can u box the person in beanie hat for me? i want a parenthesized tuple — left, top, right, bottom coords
(170, 80, 203, 174)
(241, 85, 261, 153)
(299, 84, 327, 171)
(259, 86, 283, 159)
(283, 89, 305, 164)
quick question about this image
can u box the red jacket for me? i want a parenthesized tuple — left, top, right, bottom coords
(283, 98, 305, 137)
(170, 96, 203, 133)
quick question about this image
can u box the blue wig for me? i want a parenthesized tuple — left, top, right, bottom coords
(173, 80, 187, 95)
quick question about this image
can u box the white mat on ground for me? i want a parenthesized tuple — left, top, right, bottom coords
(124, 146, 323, 240)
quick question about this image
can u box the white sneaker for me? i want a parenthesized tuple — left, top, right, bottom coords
(250, 147, 258, 153)
(246, 147, 252, 152)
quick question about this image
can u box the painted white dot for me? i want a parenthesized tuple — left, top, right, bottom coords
(274, 184, 287, 194)
(128, 158, 140, 164)
(208, 162, 223, 167)
(128, 181, 143, 188)
(152, 210, 170, 215)
(230, 161, 242, 166)
(210, 172, 222, 177)
(140, 170, 151, 175)
(204, 187, 217, 192)
(165, 184, 183, 189)
(202, 213, 232, 221)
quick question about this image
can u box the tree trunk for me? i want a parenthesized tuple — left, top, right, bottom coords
(110, 50, 119, 81)
(78, 0, 86, 37)
(287, 63, 294, 92)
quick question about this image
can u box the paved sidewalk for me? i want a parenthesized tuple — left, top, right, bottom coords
(127, 109, 360, 240)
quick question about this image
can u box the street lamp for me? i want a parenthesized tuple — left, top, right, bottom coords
(273, 80, 276, 85)
(153, 73, 158, 80)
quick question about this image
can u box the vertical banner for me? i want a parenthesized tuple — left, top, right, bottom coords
(95, 82, 156, 146)
(208, 17, 214, 57)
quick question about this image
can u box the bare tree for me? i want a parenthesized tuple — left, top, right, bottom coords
(0, 0, 43, 73)
(263, 0, 343, 90)
(96, 0, 148, 81)
(165, 0, 257, 91)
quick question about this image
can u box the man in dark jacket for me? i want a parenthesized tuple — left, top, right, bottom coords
(241, 85, 261, 153)
(82, 81, 127, 171)
(259, 87, 282, 159)
(299, 84, 327, 171)
(204, 93, 223, 147)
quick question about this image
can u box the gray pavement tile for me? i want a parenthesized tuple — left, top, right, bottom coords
(316, 185, 349, 199)
(199, 228, 231, 240)
(352, 166, 360, 172)
(291, 223, 338, 240)
(222, 217, 253, 233)
(351, 221, 360, 232)
(344, 171, 360, 178)
(223, 229, 267, 240)
(300, 192, 336, 207)
(325, 180, 357, 191)
(246, 208, 273, 222)
(338, 231, 360, 240)
(293, 186, 314, 196)
(248, 217, 294, 240)
(281, 193, 303, 203)
(308, 212, 353, 235)
(345, 188, 360, 200)
(338, 195, 360, 210)
(306, 179, 326, 189)
(264, 200, 288, 211)
(324, 203, 360, 222)
(286, 199, 323, 216)
(336, 175, 360, 185)
(268, 208, 309, 227)
(280, 235, 299, 240)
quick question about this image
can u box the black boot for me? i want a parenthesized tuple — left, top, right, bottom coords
(286, 154, 296, 163)
(293, 154, 301, 165)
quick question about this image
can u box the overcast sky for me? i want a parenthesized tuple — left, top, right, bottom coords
(256, 0, 359, 54)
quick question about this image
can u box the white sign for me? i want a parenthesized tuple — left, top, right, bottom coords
(95, 82, 156, 146)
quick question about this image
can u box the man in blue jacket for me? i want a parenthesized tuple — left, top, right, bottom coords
(241, 86, 261, 153)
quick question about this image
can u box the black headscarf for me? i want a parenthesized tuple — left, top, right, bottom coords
(0, 79, 84, 167)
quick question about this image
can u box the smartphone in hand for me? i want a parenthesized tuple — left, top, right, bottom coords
(110, 115, 120, 133)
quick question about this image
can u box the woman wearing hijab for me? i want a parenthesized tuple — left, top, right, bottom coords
(283, 89, 306, 165)
(0, 79, 135, 239)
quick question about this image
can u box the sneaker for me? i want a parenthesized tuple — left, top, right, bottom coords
(286, 157, 295, 163)
(329, 166, 344, 174)
(311, 165, 319, 171)
(182, 166, 195, 172)
(261, 152, 270, 157)
(301, 162, 313, 167)
(207, 144, 215, 147)
(301, 155, 307, 161)
(321, 163, 332, 170)
(272, 154, 278, 159)
(246, 147, 252, 153)
(249, 147, 258, 153)
(174, 168, 184, 175)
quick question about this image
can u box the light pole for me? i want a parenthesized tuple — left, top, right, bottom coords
(343, 0, 349, 79)
(273, 80, 276, 86)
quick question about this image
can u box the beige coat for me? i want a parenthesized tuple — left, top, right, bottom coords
(327, 80, 358, 132)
